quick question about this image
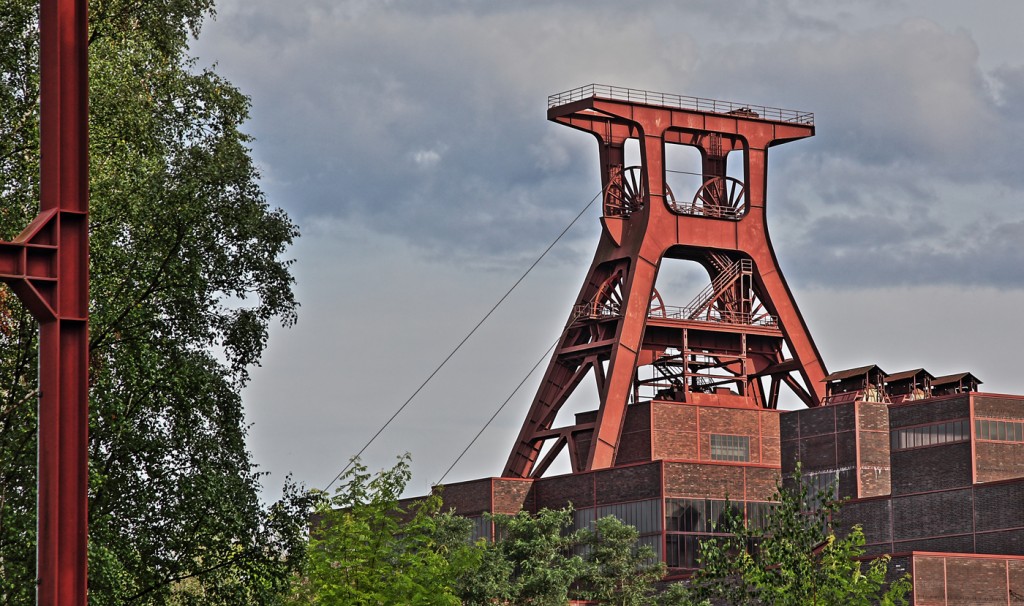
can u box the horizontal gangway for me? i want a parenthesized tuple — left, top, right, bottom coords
(573, 259, 781, 335)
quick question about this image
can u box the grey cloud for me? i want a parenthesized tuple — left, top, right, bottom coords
(194, 2, 1024, 287)
(197, 2, 710, 255)
(784, 217, 1024, 289)
(804, 213, 939, 249)
(694, 20, 1003, 175)
(182, 1, 1024, 498)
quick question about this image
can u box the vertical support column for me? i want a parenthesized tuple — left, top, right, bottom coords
(586, 256, 658, 469)
(744, 145, 826, 405)
(37, 0, 89, 604)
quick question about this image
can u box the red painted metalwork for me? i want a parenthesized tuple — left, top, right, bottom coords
(0, 0, 89, 604)
(504, 85, 827, 478)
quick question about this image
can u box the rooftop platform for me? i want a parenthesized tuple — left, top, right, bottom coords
(548, 84, 815, 126)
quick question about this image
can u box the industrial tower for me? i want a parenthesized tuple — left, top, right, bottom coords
(504, 85, 827, 479)
(426, 87, 1024, 598)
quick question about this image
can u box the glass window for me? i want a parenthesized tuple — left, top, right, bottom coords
(666, 498, 706, 533)
(572, 507, 594, 533)
(666, 534, 701, 569)
(746, 502, 775, 530)
(597, 499, 661, 535)
(973, 418, 1024, 442)
(467, 516, 491, 542)
(892, 419, 970, 451)
(710, 434, 750, 462)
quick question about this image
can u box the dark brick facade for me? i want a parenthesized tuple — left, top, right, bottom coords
(429, 391, 1024, 604)
(785, 392, 1024, 604)
(974, 396, 1024, 483)
(909, 553, 1024, 605)
(780, 400, 890, 499)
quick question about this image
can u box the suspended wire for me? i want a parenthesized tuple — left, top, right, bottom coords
(435, 336, 559, 486)
(322, 189, 603, 492)
(665, 168, 705, 177)
(436, 302, 593, 485)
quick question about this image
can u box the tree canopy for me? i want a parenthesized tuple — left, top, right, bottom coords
(299, 458, 914, 606)
(0, 1, 309, 603)
(689, 468, 912, 606)
(296, 456, 669, 606)
(288, 456, 477, 606)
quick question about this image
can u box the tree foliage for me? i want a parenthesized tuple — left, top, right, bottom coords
(461, 507, 587, 606)
(296, 458, 916, 606)
(0, 0, 309, 603)
(577, 515, 666, 606)
(288, 455, 476, 606)
(688, 468, 912, 606)
(295, 457, 669, 606)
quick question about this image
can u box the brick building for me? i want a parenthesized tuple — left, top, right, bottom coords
(787, 385, 1024, 604)
(432, 379, 1024, 604)
(420, 86, 1023, 604)
(437, 395, 782, 569)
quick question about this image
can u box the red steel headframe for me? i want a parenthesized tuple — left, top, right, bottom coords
(504, 86, 827, 479)
(0, 0, 89, 604)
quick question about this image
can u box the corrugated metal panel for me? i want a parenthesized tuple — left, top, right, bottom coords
(885, 368, 934, 383)
(932, 372, 982, 387)
(823, 364, 885, 382)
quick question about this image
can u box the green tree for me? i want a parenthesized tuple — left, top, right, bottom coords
(0, 0, 310, 603)
(577, 515, 666, 606)
(461, 507, 587, 606)
(296, 455, 674, 606)
(288, 455, 478, 606)
(689, 469, 911, 606)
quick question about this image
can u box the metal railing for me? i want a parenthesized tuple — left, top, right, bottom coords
(671, 203, 744, 220)
(573, 301, 619, 320)
(653, 305, 778, 328)
(576, 298, 778, 327)
(681, 259, 749, 316)
(548, 84, 814, 126)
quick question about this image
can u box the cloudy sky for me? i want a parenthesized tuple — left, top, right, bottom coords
(191, 0, 1024, 498)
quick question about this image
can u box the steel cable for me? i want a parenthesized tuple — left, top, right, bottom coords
(435, 303, 593, 485)
(322, 189, 602, 492)
(434, 337, 558, 486)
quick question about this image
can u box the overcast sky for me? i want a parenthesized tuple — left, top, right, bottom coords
(191, 0, 1024, 499)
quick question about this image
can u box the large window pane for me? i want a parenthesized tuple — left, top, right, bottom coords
(892, 419, 971, 451)
(666, 499, 707, 533)
(711, 434, 750, 462)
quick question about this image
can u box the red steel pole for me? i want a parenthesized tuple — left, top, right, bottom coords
(36, 0, 89, 603)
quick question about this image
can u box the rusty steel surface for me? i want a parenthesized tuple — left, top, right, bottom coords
(503, 86, 827, 479)
(0, 0, 90, 604)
